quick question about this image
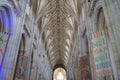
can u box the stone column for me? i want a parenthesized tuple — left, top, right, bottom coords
(29, 50, 38, 80)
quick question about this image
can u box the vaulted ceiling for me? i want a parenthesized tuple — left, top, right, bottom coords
(30, 0, 81, 69)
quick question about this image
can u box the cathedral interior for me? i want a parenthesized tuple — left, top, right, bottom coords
(0, 0, 120, 80)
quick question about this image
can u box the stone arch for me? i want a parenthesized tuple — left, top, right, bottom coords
(92, 1, 109, 40)
(0, 2, 15, 78)
(92, 0, 103, 31)
(0, 1, 15, 32)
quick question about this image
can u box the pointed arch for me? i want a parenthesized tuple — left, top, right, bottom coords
(0, 1, 15, 32)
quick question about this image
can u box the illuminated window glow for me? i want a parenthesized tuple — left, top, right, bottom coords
(57, 72, 64, 80)
(53, 68, 66, 80)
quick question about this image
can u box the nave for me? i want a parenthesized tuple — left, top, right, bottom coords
(0, 0, 120, 80)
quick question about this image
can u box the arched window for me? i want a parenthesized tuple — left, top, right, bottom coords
(53, 68, 66, 80)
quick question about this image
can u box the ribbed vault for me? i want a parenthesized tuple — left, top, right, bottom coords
(30, 0, 80, 68)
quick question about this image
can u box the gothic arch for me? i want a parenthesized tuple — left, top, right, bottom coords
(0, 1, 15, 75)
(92, 0, 103, 31)
(0, 1, 15, 32)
